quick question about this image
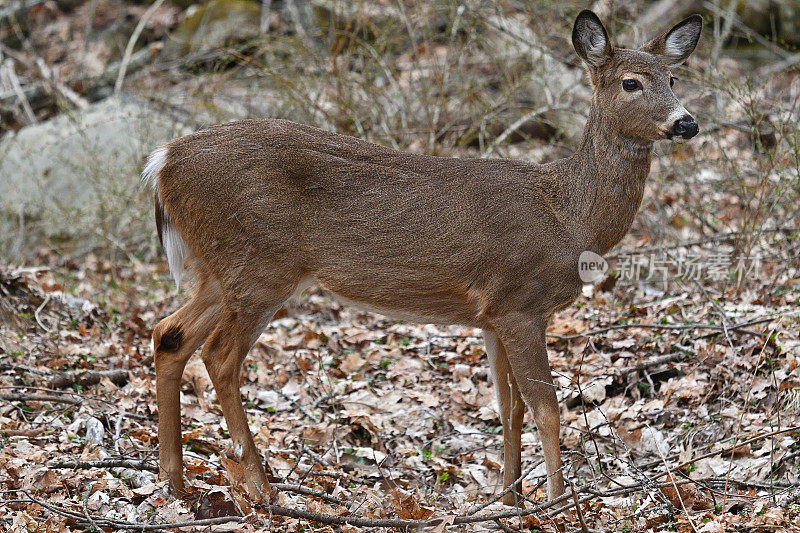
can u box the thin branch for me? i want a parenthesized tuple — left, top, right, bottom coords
(114, 0, 165, 97)
(50, 459, 159, 473)
(0, 393, 82, 405)
(568, 478, 590, 533)
(547, 315, 775, 340)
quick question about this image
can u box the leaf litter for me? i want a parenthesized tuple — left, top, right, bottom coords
(0, 254, 798, 532)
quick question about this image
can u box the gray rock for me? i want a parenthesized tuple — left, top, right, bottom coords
(84, 416, 105, 446)
(0, 98, 187, 256)
(163, 0, 263, 59)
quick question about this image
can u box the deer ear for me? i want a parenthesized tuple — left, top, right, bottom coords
(572, 10, 612, 69)
(641, 14, 703, 67)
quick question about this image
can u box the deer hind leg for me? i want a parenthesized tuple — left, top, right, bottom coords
(153, 274, 223, 494)
(485, 330, 525, 506)
(491, 314, 565, 500)
(199, 293, 289, 500)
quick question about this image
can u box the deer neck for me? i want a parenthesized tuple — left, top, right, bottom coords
(564, 104, 653, 255)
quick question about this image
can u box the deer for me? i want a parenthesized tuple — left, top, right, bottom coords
(143, 10, 702, 506)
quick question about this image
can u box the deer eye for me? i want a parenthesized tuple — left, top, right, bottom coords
(622, 79, 640, 92)
(670, 76, 677, 87)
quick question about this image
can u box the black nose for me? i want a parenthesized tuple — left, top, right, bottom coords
(672, 115, 699, 139)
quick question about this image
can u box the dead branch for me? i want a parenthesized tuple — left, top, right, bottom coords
(614, 352, 687, 375)
(9, 484, 593, 531)
(50, 459, 159, 473)
(547, 315, 775, 340)
(0, 41, 159, 115)
(568, 478, 590, 533)
(1, 363, 130, 389)
(114, 0, 165, 97)
(49, 368, 129, 389)
(0, 393, 82, 405)
(271, 483, 343, 504)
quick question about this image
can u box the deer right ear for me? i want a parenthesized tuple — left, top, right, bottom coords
(572, 10, 612, 70)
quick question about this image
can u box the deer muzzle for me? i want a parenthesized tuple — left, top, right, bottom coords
(672, 115, 699, 139)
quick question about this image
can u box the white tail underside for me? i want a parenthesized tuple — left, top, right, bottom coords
(142, 146, 191, 288)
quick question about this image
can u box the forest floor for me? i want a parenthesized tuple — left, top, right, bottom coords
(1, 253, 798, 532)
(2, 0, 800, 531)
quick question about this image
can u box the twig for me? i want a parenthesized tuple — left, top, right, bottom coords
(614, 352, 687, 376)
(34, 293, 52, 333)
(49, 368, 129, 389)
(648, 423, 698, 533)
(0, 393, 82, 405)
(81, 482, 100, 532)
(33, 56, 88, 109)
(0, 53, 36, 123)
(546, 316, 774, 340)
(465, 459, 543, 515)
(703, 1, 793, 60)
(567, 478, 590, 533)
(761, 51, 800, 76)
(277, 389, 319, 422)
(482, 105, 567, 157)
(114, 0, 165, 97)
(300, 442, 330, 466)
(271, 483, 342, 504)
(50, 459, 159, 473)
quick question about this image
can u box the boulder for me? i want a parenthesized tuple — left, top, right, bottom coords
(0, 98, 187, 257)
(163, 0, 262, 59)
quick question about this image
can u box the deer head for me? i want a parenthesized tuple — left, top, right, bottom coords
(572, 10, 703, 144)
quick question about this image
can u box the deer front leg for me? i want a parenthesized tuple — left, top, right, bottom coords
(200, 310, 273, 500)
(491, 314, 565, 500)
(484, 330, 525, 506)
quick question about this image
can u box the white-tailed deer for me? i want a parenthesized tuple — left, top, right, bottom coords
(144, 10, 702, 505)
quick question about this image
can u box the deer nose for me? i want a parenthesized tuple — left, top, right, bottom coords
(672, 115, 699, 139)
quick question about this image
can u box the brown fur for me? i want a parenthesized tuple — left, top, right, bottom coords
(148, 11, 702, 503)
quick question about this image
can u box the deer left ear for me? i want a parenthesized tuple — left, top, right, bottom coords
(641, 14, 703, 67)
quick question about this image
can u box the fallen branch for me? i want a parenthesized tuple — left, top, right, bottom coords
(45, 461, 343, 505)
(49, 368, 129, 389)
(547, 316, 775, 340)
(0, 363, 130, 389)
(10, 484, 593, 531)
(0, 393, 82, 405)
(614, 351, 687, 375)
(50, 459, 158, 473)
(271, 483, 343, 505)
